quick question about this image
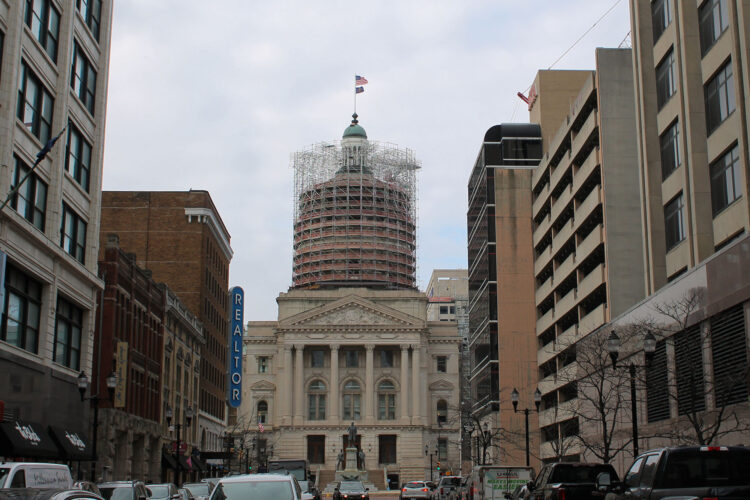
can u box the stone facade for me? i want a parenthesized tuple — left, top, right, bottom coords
(242, 287, 462, 487)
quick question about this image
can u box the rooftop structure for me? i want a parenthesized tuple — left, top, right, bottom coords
(292, 114, 420, 289)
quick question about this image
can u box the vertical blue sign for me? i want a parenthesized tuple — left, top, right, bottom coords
(228, 286, 244, 408)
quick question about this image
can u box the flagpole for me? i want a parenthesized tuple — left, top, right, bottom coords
(353, 74, 357, 115)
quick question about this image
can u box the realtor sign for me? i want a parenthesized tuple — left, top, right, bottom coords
(228, 286, 244, 408)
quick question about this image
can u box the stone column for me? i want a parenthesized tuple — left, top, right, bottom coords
(283, 346, 293, 425)
(411, 344, 421, 425)
(400, 345, 410, 424)
(365, 344, 375, 423)
(294, 345, 305, 425)
(330, 344, 340, 423)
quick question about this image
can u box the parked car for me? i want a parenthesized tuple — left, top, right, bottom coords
(596, 445, 750, 500)
(333, 481, 369, 500)
(436, 476, 462, 500)
(528, 463, 618, 500)
(0, 463, 73, 489)
(72, 482, 101, 496)
(199, 480, 217, 494)
(177, 489, 193, 500)
(146, 484, 179, 500)
(0, 489, 104, 500)
(296, 481, 319, 500)
(400, 481, 433, 500)
(98, 481, 150, 500)
(181, 483, 211, 500)
(208, 473, 303, 500)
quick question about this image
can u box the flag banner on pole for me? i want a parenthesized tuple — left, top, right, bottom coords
(258, 422, 265, 433)
(355, 86, 364, 94)
(355, 75, 368, 85)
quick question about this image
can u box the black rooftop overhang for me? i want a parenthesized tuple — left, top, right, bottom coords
(0, 421, 59, 459)
(483, 123, 541, 142)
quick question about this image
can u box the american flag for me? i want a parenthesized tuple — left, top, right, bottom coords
(355, 75, 368, 85)
(258, 422, 265, 433)
(355, 86, 365, 94)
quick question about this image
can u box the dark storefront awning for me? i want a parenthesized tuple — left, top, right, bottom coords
(191, 456, 205, 472)
(162, 451, 179, 470)
(178, 455, 191, 471)
(0, 421, 59, 459)
(48, 426, 93, 461)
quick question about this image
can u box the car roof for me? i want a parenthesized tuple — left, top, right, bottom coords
(218, 474, 294, 483)
(99, 482, 142, 487)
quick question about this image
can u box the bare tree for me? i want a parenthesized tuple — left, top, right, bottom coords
(631, 288, 750, 445)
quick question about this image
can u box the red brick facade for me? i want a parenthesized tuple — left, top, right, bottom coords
(100, 191, 231, 421)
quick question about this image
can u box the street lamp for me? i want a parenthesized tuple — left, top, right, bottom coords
(511, 387, 542, 467)
(166, 405, 193, 486)
(607, 330, 657, 457)
(463, 421, 492, 465)
(424, 444, 435, 481)
(78, 370, 117, 481)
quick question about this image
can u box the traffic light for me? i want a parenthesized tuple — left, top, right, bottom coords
(436, 461, 441, 471)
(248, 464, 253, 472)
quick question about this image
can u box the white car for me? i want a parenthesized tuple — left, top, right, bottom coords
(0, 463, 72, 489)
(208, 474, 303, 500)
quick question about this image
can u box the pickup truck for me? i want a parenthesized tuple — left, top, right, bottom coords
(596, 446, 750, 500)
(528, 462, 619, 500)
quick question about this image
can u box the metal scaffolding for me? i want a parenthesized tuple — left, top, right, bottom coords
(291, 140, 420, 289)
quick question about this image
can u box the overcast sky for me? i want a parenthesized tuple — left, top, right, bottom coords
(103, 0, 631, 321)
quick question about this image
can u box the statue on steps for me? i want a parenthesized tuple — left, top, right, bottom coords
(357, 449, 365, 470)
(347, 421, 357, 447)
(336, 450, 344, 470)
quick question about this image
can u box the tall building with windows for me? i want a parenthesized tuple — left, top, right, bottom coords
(630, 0, 750, 293)
(0, 0, 112, 467)
(99, 190, 233, 458)
(529, 49, 645, 462)
(242, 117, 461, 488)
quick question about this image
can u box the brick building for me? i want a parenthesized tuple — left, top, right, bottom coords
(99, 191, 233, 455)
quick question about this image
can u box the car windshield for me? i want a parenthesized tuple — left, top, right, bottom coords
(339, 481, 364, 491)
(440, 477, 461, 486)
(210, 481, 294, 500)
(183, 484, 210, 497)
(405, 482, 425, 488)
(148, 486, 170, 499)
(100, 487, 135, 500)
(0, 468, 10, 486)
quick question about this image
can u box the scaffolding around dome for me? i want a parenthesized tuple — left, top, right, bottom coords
(291, 140, 420, 289)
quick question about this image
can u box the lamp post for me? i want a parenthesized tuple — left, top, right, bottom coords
(166, 405, 193, 486)
(424, 444, 434, 481)
(606, 330, 656, 457)
(78, 370, 117, 481)
(511, 387, 542, 467)
(463, 421, 492, 465)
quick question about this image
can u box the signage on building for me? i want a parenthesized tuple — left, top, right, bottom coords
(114, 342, 128, 408)
(14, 421, 42, 446)
(228, 286, 244, 408)
(64, 430, 86, 451)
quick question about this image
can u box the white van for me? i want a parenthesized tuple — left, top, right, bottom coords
(0, 462, 73, 489)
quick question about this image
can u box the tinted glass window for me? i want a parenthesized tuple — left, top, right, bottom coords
(624, 457, 645, 488)
(659, 449, 750, 487)
(550, 465, 618, 483)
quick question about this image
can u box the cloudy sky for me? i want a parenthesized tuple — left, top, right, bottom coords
(103, 0, 631, 320)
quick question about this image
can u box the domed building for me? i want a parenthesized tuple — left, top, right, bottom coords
(241, 116, 461, 489)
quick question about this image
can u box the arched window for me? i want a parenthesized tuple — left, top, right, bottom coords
(342, 380, 361, 420)
(437, 399, 447, 424)
(378, 381, 396, 420)
(257, 400, 268, 424)
(308, 380, 326, 420)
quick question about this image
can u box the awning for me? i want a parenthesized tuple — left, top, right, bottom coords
(0, 421, 59, 459)
(191, 456, 205, 472)
(48, 426, 93, 461)
(178, 455, 191, 471)
(162, 450, 179, 470)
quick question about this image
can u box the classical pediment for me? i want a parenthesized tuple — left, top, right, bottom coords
(429, 379, 454, 391)
(250, 380, 276, 391)
(280, 295, 424, 329)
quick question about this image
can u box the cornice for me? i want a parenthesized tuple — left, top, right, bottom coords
(184, 207, 233, 260)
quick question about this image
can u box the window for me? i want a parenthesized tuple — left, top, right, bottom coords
(61, 204, 87, 263)
(54, 296, 83, 370)
(699, 0, 729, 55)
(711, 305, 748, 406)
(308, 380, 326, 420)
(76, 0, 102, 40)
(439, 305, 449, 314)
(436, 399, 447, 424)
(0, 30, 4, 81)
(705, 60, 736, 135)
(450, 306, 455, 314)
(17, 61, 54, 144)
(11, 155, 47, 231)
(664, 194, 685, 251)
(307, 435, 325, 464)
(257, 356, 268, 373)
(380, 349, 393, 368)
(646, 340, 670, 422)
(378, 435, 397, 464)
(437, 438, 447, 460)
(624, 457, 645, 488)
(257, 400, 268, 423)
(710, 144, 742, 215)
(377, 381, 396, 420)
(655, 49, 677, 109)
(342, 380, 361, 420)
(1, 264, 42, 353)
(659, 120, 680, 179)
(71, 41, 97, 114)
(675, 325, 706, 415)
(24, 0, 60, 61)
(345, 350, 359, 368)
(66, 123, 92, 192)
(437, 356, 447, 373)
(651, 0, 672, 42)
(310, 349, 324, 368)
